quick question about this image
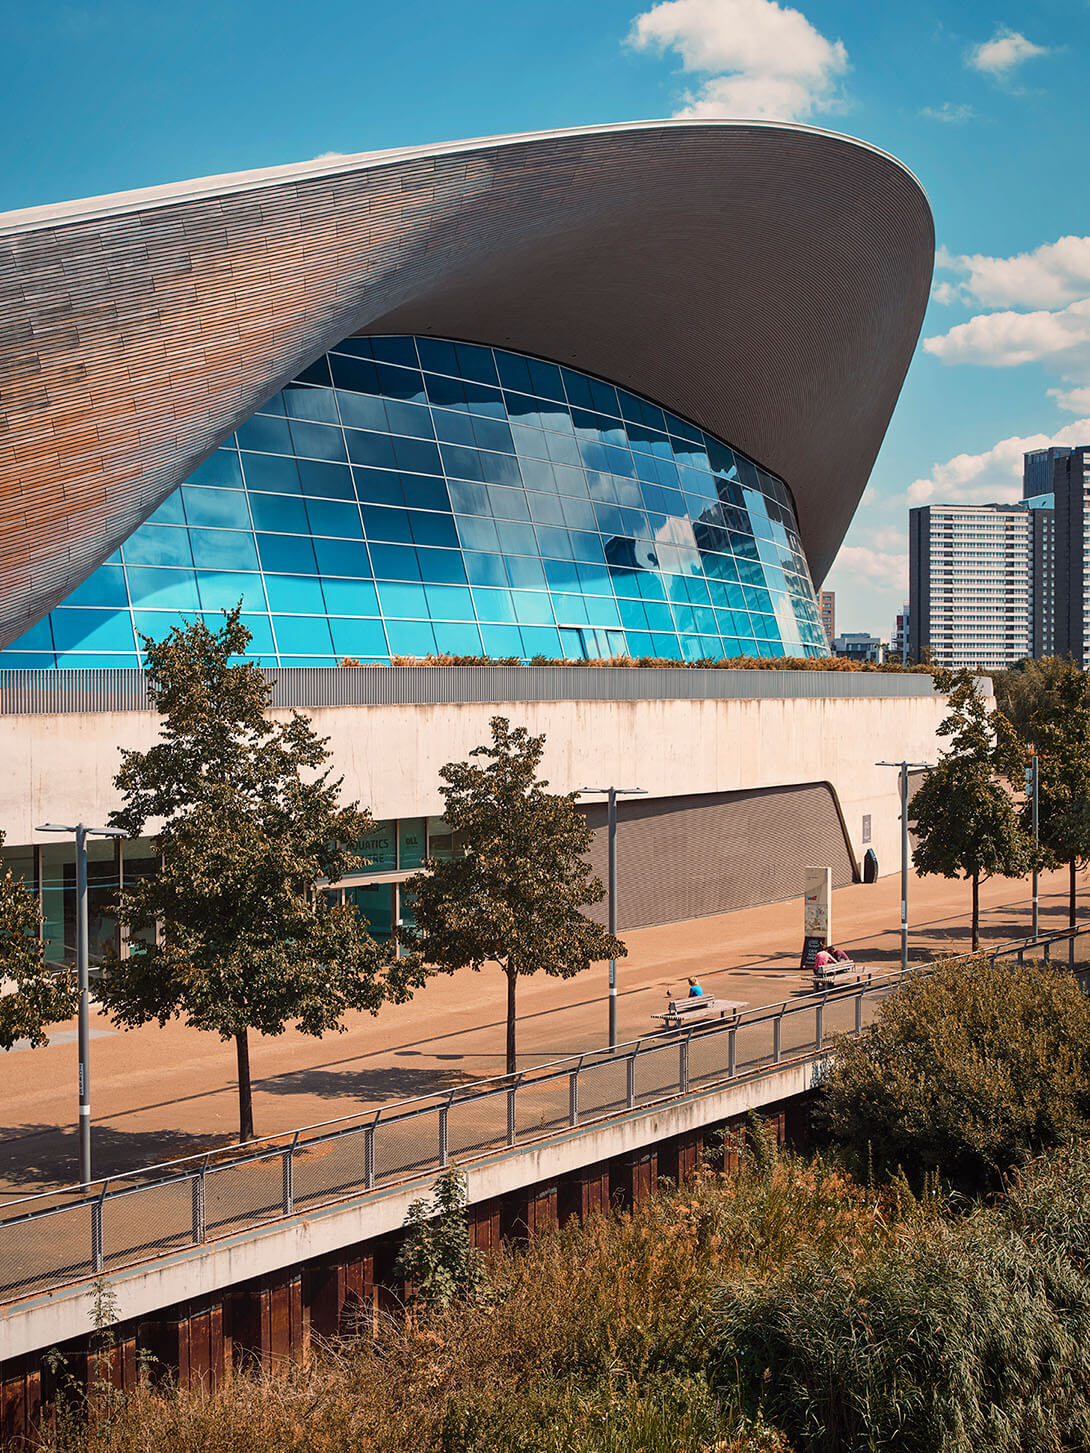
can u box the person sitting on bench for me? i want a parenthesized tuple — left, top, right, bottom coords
(828, 945, 853, 963)
(687, 976, 704, 997)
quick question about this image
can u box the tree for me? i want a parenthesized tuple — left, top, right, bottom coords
(405, 716, 625, 1074)
(991, 655, 1071, 743)
(394, 1168, 487, 1309)
(1019, 660, 1090, 930)
(0, 831, 77, 1049)
(909, 668, 1030, 950)
(820, 954, 1090, 1191)
(101, 609, 425, 1142)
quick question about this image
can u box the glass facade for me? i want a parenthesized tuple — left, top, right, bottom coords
(0, 337, 828, 668)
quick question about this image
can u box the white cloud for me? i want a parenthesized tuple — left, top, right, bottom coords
(923, 298, 1090, 367)
(1051, 385, 1090, 415)
(935, 235, 1090, 310)
(310, 151, 347, 163)
(919, 101, 975, 123)
(628, 0, 848, 121)
(905, 420, 1090, 506)
(930, 279, 966, 305)
(967, 26, 1048, 76)
(825, 544, 907, 589)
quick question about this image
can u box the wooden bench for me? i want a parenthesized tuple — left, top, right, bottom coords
(811, 961, 872, 992)
(652, 996, 747, 1030)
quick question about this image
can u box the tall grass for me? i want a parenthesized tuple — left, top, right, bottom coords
(44, 1145, 1090, 1453)
(710, 1146, 1090, 1453)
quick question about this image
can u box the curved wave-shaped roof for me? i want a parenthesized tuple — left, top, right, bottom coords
(0, 119, 933, 650)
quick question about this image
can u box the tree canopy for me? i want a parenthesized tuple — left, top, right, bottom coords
(1017, 659, 1090, 928)
(405, 716, 625, 1073)
(909, 668, 1030, 949)
(101, 609, 425, 1140)
(820, 953, 1090, 1190)
(0, 831, 77, 1050)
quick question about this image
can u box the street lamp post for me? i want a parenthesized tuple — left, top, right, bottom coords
(37, 822, 124, 1191)
(1025, 752, 1040, 939)
(875, 762, 932, 973)
(580, 786, 646, 1049)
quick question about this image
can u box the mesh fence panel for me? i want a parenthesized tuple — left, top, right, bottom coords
(0, 1203, 95, 1298)
(777, 1006, 822, 1061)
(101, 1176, 197, 1267)
(571, 1055, 629, 1121)
(292, 1130, 371, 1208)
(372, 1111, 442, 1186)
(733, 1016, 778, 1076)
(687, 1025, 734, 1085)
(203, 1152, 285, 1239)
(633, 1041, 681, 1105)
(446, 1090, 511, 1159)
(821, 993, 866, 1046)
(509, 1074, 570, 1144)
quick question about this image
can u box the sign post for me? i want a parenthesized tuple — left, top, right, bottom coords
(801, 865, 831, 969)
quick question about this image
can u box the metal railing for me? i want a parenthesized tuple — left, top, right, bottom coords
(988, 919, 1090, 968)
(0, 971, 909, 1305)
(0, 664, 943, 716)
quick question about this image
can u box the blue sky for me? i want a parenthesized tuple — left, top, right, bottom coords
(4, 0, 1090, 633)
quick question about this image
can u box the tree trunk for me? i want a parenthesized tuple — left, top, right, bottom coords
(971, 872, 980, 953)
(1070, 858, 1078, 930)
(235, 1030, 254, 1143)
(506, 967, 517, 1077)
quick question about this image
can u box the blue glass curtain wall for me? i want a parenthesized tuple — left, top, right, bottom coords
(0, 337, 829, 668)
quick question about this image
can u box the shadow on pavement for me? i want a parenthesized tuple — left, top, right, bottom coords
(257, 1064, 471, 1103)
(0, 1123, 231, 1194)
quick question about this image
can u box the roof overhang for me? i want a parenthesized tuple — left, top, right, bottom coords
(0, 119, 933, 649)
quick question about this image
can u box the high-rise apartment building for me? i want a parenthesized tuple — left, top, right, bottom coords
(908, 503, 1036, 668)
(1024, 446, 1090, 665)
(819, 590, 836, 647)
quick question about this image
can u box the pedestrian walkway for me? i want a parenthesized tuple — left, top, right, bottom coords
(0, 865, 1083, 1198)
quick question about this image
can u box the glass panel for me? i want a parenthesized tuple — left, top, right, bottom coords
(272, 615, 334, 655)
(354, 821, 396, 873)
(190, 531, 259, 571)
(196, 571, 268, 613)
(433, 621, 484, 654)
(181, 487, 251, 530)
(51, 610, 136, 653)
(328, 617, 388, 658)
(123, 525, 194, 568)
(265, 575, 325, 613)
(347, 883, 394, 941)
(397, 818, 427, 870)
(240, 452, 302, 494)
(64, 565, 130, 609)
(27, 337, 825, 676)
(188, 450, 244, 489)
(427, 816, 469, 861)
(385, 619, 436, 656)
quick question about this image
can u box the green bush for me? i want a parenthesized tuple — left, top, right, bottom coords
(710, 1147, 1090, 1453)
(819, 955, 1090, 1190)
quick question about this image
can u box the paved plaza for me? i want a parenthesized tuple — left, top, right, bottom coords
(0, 864, 1084, 1201)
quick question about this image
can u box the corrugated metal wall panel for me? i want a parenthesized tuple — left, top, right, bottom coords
(582, 783, 855, 931)
(0, 664, 940, 715)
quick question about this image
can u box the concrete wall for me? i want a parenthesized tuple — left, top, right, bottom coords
(1, 693, 947, 883)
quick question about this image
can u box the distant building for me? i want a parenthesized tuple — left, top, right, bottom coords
(1023, 446, 1090, 664)
(890, 602, 909, 663)
(832, 632, 886, 664)
(819, 590, 836, 648)
(908, 502, 1047, 669)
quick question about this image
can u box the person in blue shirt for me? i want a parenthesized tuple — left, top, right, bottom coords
(687, 977, 704, 998)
